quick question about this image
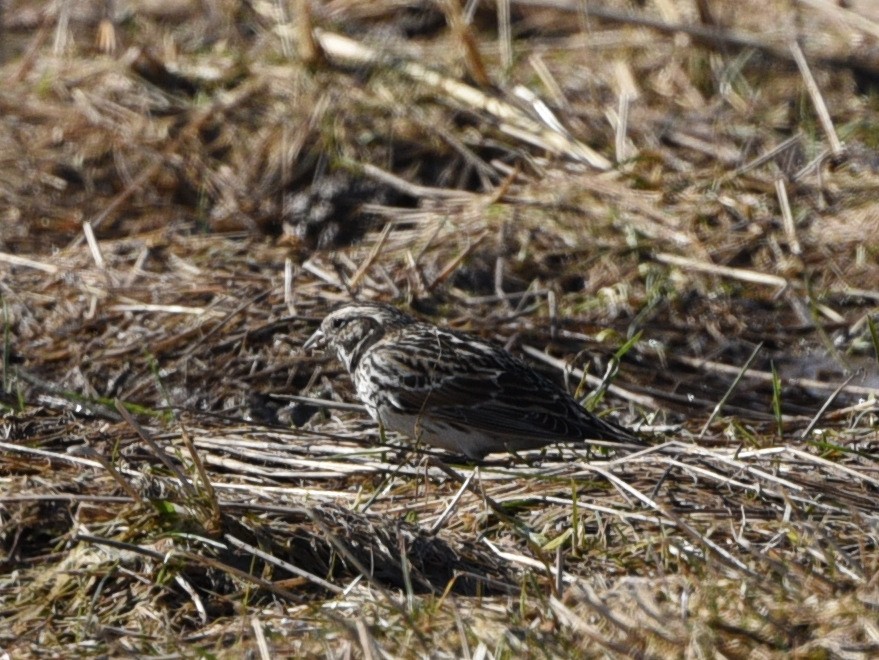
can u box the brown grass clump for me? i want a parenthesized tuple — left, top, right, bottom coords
(2, 0, 879, 656)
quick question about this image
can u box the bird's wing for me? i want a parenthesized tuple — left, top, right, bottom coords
(370, 329, 634, 443)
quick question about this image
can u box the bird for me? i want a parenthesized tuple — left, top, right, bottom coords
(302, 301, 644, 460)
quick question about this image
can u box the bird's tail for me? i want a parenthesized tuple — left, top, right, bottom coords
(586, 414, 647, 450)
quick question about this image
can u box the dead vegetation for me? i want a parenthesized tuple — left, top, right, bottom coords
(2, 0, 879, 656)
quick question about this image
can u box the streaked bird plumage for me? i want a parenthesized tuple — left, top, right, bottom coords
(303, 301, 643, 459)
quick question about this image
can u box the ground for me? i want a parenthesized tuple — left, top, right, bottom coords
(1, 1, 878, 657)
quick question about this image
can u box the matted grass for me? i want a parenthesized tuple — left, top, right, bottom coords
(2, 0, 878, 656)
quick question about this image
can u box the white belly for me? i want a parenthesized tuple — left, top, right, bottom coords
(375, 405, 551, 459)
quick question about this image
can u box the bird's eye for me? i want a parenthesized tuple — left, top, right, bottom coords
(331, 318, 346, 329)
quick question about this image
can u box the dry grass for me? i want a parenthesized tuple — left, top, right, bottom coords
(2, 0, 879, 656)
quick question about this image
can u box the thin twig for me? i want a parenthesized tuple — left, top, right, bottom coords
(223, 532, 343, 594)
(79, 446, 144, 503)
(429, 469, 476, 535)
(83, 220, 105, 269)
(789, 40, 844, 158)
(675, 354, 879, 399)
(350, 223, 393, 288)
(0, 251, 59, 273)
(521, 345, 661, 410)
(775, 178, 801, 256)
(800, 374, 856, 440)
(656, 252, 787, 287)
(115, 399, 196, 495)
(699, 342, 763, 438)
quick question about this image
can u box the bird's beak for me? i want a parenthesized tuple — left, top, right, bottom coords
(302, 328, 326, 351)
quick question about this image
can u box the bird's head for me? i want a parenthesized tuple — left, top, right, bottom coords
(303, 302, 413, 371)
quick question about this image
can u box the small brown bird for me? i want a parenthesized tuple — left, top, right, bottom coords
(303, 301, 643, 459)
